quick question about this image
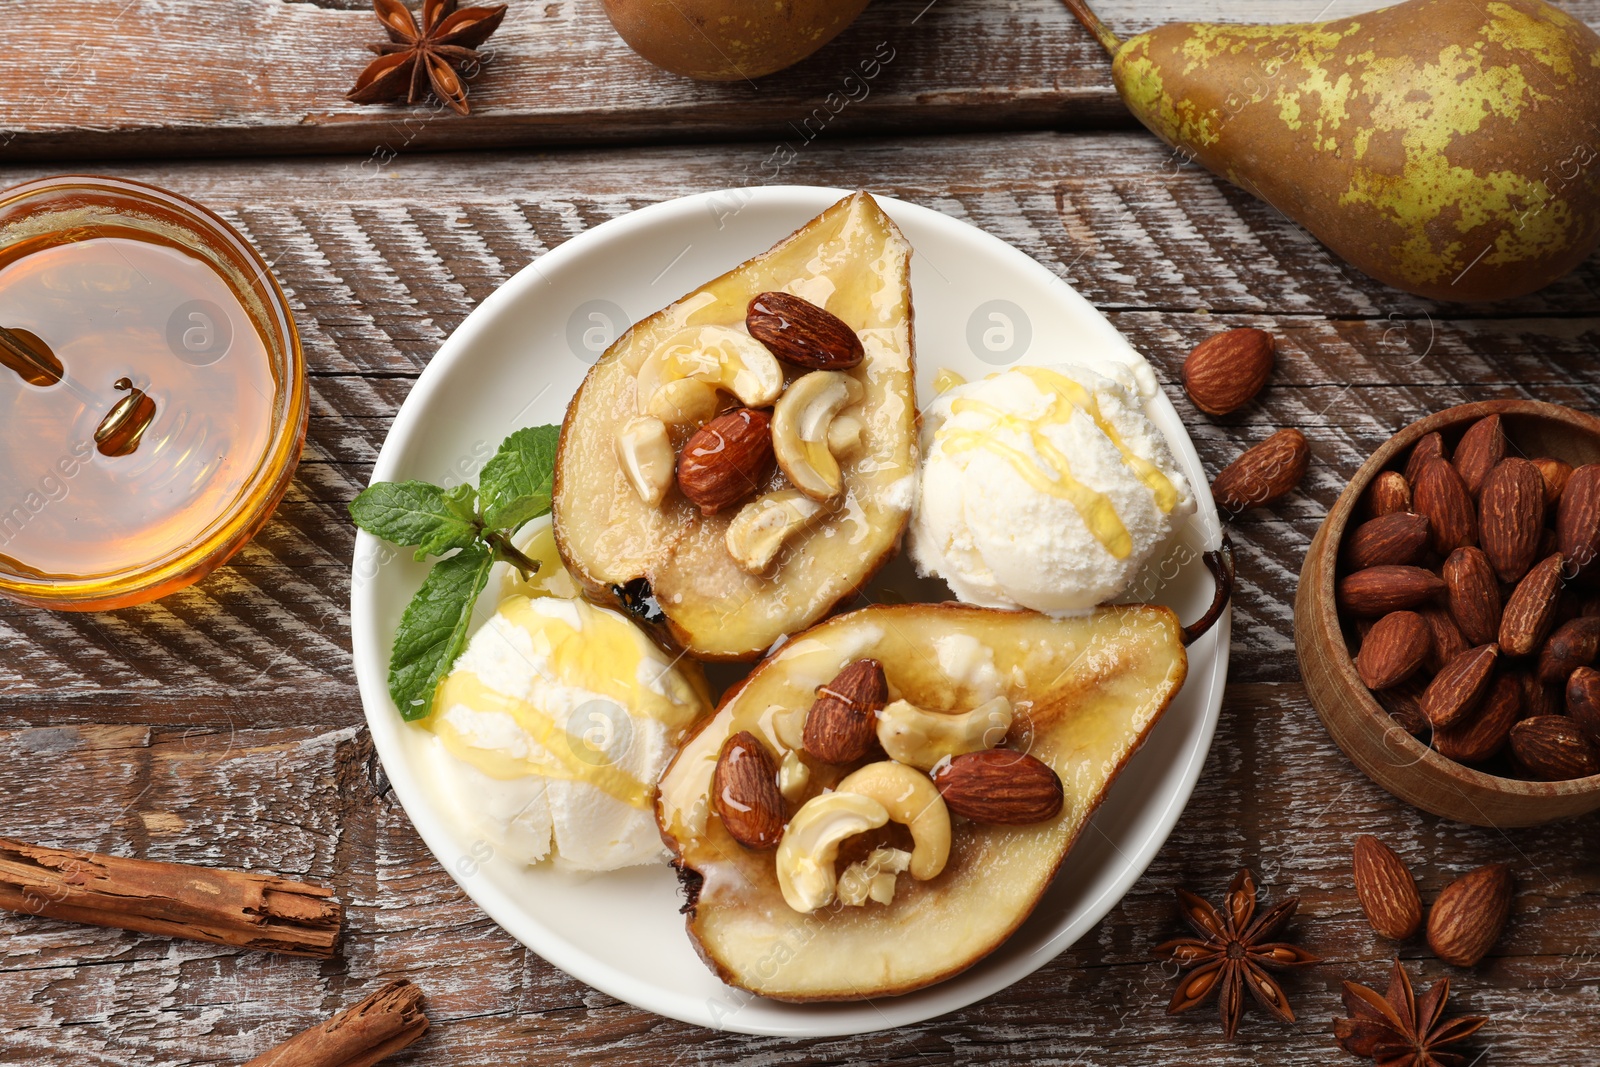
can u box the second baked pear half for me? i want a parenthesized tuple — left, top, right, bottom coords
(553, 193, 917, 660)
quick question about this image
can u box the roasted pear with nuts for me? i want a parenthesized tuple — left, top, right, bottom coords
(656, 602, 1189, 1001)
(553, 193, 916, 660)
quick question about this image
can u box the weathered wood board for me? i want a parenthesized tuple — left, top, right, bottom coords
(3, 0, 1599, 158)
(2, 132, 1598, 1063)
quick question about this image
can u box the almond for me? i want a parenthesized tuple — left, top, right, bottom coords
(1364, 471, 1413, 519)
(1419, 606, 1469, 673)
(1180, 328, 1275, 416)
(1376, 676, 1430, 736)
(1453, 415, 1506, 496)
(1434, 672, 1521, 763)
(1351, 835, 1422, 940)
(1537, 616, 1600, 684)
(1478, 457, 1545, 583)
(1413, 457, 1478, 555)
(1344, 512, 1430, 571)
(1510, 715, 1600, 780)
(676, 408, 774, 515)
(712, 731, 784, 850)
(1427, 863, 1513, 967)
(1532, 457, 1574, 510)
(1556, 464, 1600, 576)
(746, 291, 864, 370)
(1211, 428, 1308, 512)
(1567, 666, 1600, 743)
(802, 659, 886, 764)
(1337, 566, 1446, 617)
(1522, 670, 1564, 719)
(1355, 611, 1431, 689)
(930, 749, 1064, 824)
(1404, 431, 1449, 487)
(1420, 644, 1499, 728)
(1499, 552, 1565, 657)
(1442, 546, 1502, 646)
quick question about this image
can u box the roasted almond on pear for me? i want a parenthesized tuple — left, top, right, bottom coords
(1181, 327, 1275, 416)
(746, 291, 865, 370)
(802, 658, 887, 764)
(713, 731, 784, 850)
(931, 749, 1064, 824)
(676, 408, 774, 515)
(1351, 835, 1422, 941)
(1427, 863, 1513, 968)
(1211, 428, 1308, 512)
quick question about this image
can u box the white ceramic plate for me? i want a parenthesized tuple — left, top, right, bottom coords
(350, 186, 1230, 1037)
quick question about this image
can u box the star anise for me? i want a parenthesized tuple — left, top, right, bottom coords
(1335, 959, 1488, 1067)
(1152, 868, 1321, 1040)
(346, 0, 507, 116)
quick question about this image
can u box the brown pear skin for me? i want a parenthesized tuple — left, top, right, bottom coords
(1064, 0, 1600, 302)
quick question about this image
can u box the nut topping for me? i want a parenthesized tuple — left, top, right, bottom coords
(771, 370, 865, 502)
(712, 731, 784, 850)
(876, 696, 1013, 770)
(614, 415, 675, 506)
(724, 489, 826, 574)
(746, 291, 864, 370)
(930, 749, 1064, 824)
(803, 659, 887, 764)
(836, 760, 951, 881)
(636, 325, 783, 421)
(676, 407, 774, 515)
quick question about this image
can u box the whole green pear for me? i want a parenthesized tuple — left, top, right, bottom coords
(1068, 0, 1600, 302)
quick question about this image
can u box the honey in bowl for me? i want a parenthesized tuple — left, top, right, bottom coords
(0, 177, 305, 610)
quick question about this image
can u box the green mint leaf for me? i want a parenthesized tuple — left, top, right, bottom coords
(387, 542, 494, 721)
(349, 480, 481, 561)
(479, 425, 559, 531)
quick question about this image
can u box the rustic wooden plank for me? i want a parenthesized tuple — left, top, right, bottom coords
(5, 1, 1600, 160)
(1, 687, 1595, 1064)
(4, 131, 1599, 701)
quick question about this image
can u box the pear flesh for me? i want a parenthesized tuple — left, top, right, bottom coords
(1093, 0, 1600, 302)
(656, 603, 1188, 1001)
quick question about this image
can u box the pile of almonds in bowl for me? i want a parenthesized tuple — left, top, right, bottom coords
(1335, 413, 1600, 781)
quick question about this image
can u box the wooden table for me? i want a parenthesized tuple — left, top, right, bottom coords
(4, 1, 1600, 1063)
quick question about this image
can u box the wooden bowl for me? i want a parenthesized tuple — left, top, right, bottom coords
(1295, 400, 1600, 827)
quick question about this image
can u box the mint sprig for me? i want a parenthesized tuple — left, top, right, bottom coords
(350, 426, 559, 720)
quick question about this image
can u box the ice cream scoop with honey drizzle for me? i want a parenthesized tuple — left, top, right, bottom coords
(910, 361, 1194, 614)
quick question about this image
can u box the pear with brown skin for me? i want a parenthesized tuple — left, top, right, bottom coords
(1062, 0, 1600, 302)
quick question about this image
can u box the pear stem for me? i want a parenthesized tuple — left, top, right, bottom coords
(1060, 0, 1121, 56)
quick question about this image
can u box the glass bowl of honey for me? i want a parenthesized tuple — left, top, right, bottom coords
(0, 176, 306, 610)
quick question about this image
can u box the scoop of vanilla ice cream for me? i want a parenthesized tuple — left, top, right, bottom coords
(423, 586, 710, 872)
(909, 360, 1194, 615)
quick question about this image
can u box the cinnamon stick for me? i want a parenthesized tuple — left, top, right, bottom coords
(243, 979, 429, 1067)
(0, 837, 341, 958)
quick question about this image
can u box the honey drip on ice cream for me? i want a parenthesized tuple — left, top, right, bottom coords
(935, 366, 1179, 560)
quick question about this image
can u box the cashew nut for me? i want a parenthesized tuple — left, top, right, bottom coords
(613, 415, 675, 506)
(725, 489, 826, 574)
(837, 846, 912, 907)
(636, 326, 783, 422)
(771, 371, 864, 501)
(777, 749, 811, 802)
(876, 696, 1013, 771)
(776, 791, 889, 914)
(827, 415, 865, 459)
(836, 760, 950, 881)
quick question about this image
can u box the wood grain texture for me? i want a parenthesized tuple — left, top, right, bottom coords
(1, 132, 1598, 1062)
(3, 0, 1599, 160)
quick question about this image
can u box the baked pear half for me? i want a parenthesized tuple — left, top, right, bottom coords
(552, 193, 916, 660)
(656, 602, 1189, 1001)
